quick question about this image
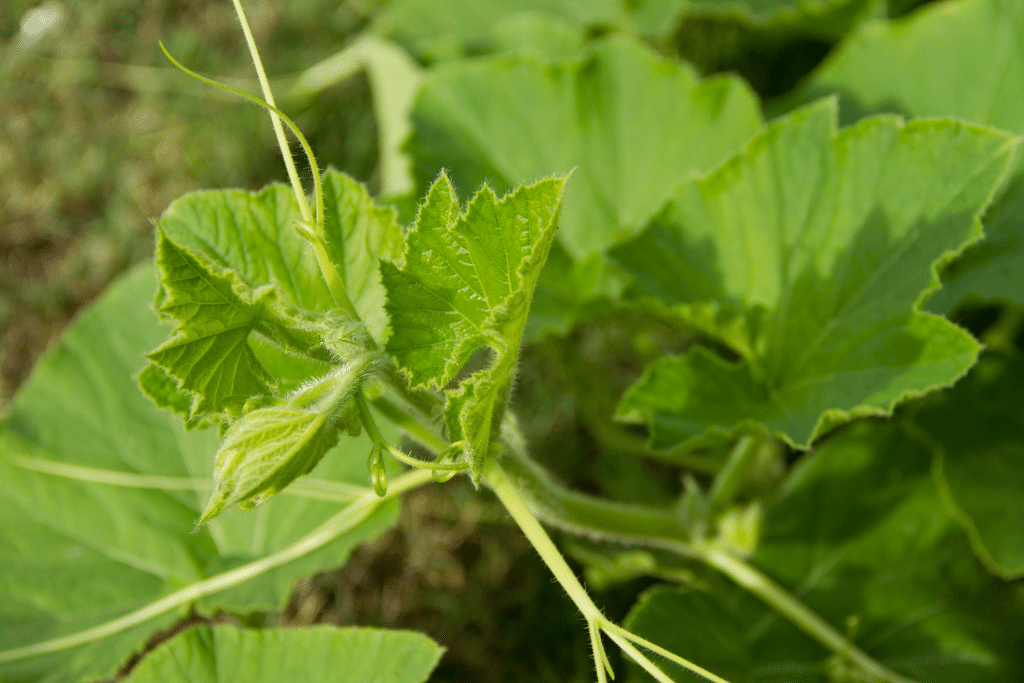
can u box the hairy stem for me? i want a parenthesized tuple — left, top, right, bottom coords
(487, 461, 732, 683)
(231, 0, 308, 224)
(486, 462, 604, 621)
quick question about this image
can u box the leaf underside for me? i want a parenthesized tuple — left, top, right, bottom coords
(613, 99, 1015, 451)
(198, 353, 374, 524)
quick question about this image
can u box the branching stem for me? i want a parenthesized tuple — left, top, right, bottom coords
(486, 461, 729, 683)
(356, 391, 468, 475)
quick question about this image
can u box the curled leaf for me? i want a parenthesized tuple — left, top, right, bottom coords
(198, 353, 377, 525)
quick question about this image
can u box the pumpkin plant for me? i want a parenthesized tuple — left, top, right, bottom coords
(2, 0, 1023, 681)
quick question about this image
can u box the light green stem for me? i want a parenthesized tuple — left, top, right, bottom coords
(4, 453, 369, 503)
(373, 392, 913, 683)
(486, 462, 604, 621)
(487, 462, 727, 683)
(0, 468, 432, 664)
(698, 548, 914, 683)
(231, 0, 308, 224)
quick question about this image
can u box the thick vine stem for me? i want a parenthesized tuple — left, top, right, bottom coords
(371, 394, 917, 683)
(485, 461, 731, 683)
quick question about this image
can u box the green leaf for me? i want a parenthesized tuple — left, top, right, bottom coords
(0, 266, 399, 683)
(373, 0, 621, 62)
(148, 232, 309, 417)
(123, 625, 443, 683)
(149, 172, 402, 417)
(319, 172, 405, 343)
(910, 351, 1024, 580)
(198, 353, 375, 524)
(790, 0, 1024, 312)
(409, 35, 763, 260)
(626, 420, 1024, 682)
(157, 184, 332, 313)
(685, 0, 882, 35)
(156, 171, 400, 338)
(625, 587, 754, 683)
(613, 100, 1015, 450)
(136, 362, 212, 431)
(381, 173, 567, 476)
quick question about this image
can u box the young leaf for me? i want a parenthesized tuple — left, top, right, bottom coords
(149, 171, 402, 417)
(158, 172, 402, 331)
(123, 625, 443, 683)
(0, 266, 400, 683)
(148, 232, 317, 417)
(409, 35, 762, 259)
(613, 99, 1016, 451)
(381, 173, 567, 476)
(319, 172, 405, 343)
(136, 362, 214, 431)
(790, 0, 1024, 312)
(910, 351, 1024, 580)
(198, 353, 376, 525)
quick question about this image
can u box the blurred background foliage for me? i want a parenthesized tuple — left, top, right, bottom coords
(5, 1, 998, 681)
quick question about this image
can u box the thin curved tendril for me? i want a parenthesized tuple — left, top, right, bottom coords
(158, 42, 362, 321)
(157, 43, 322, 240)
(383, 443, 469, 471)
(355, 390, 466, 477)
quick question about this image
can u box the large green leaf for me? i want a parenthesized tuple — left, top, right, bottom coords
(910, 351, 1024, 580)
(791, 0, 1024, 312)
(123, 625, 443, 683)
(382, 174, 566, 476)
(0, 266, 399, 683)
(409, 35, 763, 260)
(625, 420, 1024, 682)
(613, 100, 1014, 450)
(373, 0, 622, 61)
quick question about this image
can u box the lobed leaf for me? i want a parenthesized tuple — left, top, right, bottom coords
(791, 0, 1024, 312)
(613, 99, 1015, 450)
(123, 625, 443, 683)
(409, 35, 763, 260)
(0, 266, 399, 683)
(148, 172, 402, 419)
(148, 232, 311, 417)
(381, 173, 567, 475)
